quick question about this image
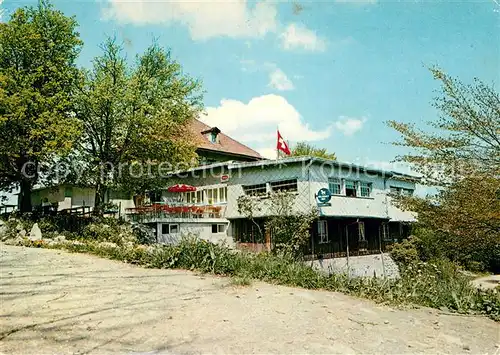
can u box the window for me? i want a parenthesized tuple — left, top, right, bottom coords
(390, 186, 400, 194)
(64, 186, 73, 198)
(360, 182, 372, 197)
(219, 187, 227, 203)
(243, 183, 267, 196)
(212, 224, 226, 234)
(270, 179, 298, 193)
(381, 223, 391, 241)
(358, 222, 366, 241)
(328, 178, 342, 195)
(318, 220, 328, 243)
(401, 188, 414, 196)
(161, 224, 179, 235)
(390, 186, 414, 196)
(184, 191, 198, 204)
(196, 191, 204, 204)
(183, 187, 228, 205)
(205, 132, 218, 143)
(345, 180, 357, 197)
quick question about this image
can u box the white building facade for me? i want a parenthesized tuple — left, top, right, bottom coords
(128, 157, 418, 258)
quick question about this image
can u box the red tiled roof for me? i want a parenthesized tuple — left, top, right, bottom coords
(189, 119, 262, 160)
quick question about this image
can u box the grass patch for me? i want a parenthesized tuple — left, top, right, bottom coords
(16, 235, 500, 322)
(230, 275, 252, 287)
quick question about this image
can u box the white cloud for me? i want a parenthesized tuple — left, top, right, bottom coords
(268, 68, 294, 91)
(102, 0, 277, 40)
(280, 23, 326, 52)
(201, 94, 331, 145)
(257, 147, 278, 160)
(334, 116, 366, 136)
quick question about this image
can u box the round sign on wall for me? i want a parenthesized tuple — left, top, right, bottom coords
(316, 188, 332, 203)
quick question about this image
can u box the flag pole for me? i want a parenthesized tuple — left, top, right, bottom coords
(276, 126, 279, 161)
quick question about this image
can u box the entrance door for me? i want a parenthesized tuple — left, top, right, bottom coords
(346, 221, 366, 256)
(317, 220, 328, 244)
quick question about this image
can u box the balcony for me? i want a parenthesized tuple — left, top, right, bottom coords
(125, 203, 224, 223)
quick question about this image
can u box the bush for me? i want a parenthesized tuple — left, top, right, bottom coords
(82, 220, 137, 246)
(388, 237, 420, 269)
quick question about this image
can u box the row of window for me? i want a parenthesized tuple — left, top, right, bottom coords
(328, 179, 415, 198)
(160, 223, 226, 235)
(243, 179, 298, 197)
(328, 178, 372, 198)
(317, 221, 398, 244)
(176, 180, 413, 204)
(317, 220, 366, 244)
(182, 186, 228, 205)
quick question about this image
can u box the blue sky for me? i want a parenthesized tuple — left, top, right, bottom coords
(1, 0, 499, 170)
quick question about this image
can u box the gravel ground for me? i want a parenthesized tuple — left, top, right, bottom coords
(1, 244, 499, 355)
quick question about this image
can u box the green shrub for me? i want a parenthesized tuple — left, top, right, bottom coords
(37, 218, 58, 234)
(388, 237, 420, 268)
(231, 275, 252, 286)
(81, 221, 137, 246)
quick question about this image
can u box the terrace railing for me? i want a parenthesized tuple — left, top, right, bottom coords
(125, 203, 224, 223)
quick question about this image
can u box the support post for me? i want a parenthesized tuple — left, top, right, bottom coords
(345, 225, 350, 278)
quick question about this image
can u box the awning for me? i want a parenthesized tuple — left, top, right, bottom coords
(167, 184, 197, 193)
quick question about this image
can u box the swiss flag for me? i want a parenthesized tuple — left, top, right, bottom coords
(277, 130, 291, 156)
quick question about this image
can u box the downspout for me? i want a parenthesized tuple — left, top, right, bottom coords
(381, 174, 391, 278)
(308, 158, 314, 259)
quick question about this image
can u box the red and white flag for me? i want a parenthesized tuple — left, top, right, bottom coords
(277, 130, 291, 156)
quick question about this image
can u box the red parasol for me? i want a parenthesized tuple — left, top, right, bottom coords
(167, 184, 197, 193)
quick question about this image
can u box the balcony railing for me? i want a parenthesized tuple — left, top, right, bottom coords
(125, 203, 224, 222)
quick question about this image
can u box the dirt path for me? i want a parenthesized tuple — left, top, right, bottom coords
(1, 244, 499, 355)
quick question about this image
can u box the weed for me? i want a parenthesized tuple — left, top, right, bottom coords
(230, 275, 252, 287)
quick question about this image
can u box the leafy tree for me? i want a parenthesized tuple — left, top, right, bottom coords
(237, 192, 318, 259)
(291, 142, 336, 160)
(0, 0, 83, 213)
(265, 192, 318, 259)
(74, 39, 203, 213)
(388, 68, 500, 271)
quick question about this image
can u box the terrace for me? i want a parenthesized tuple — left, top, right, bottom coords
(125, 203, 224, 223)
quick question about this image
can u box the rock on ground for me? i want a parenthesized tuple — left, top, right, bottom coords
(28, 223, 42, 241)
(0, 244, 498, 355)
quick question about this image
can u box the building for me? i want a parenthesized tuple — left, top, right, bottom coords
(127, 157, 418, 258)
(29, 184, 134, 217)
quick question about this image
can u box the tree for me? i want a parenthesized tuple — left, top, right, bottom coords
(74, 39, 203, 213)
(291, 142, 336, 160)
(388, 67, 500, 271)
(237, 192, 318, 259)
(0, 0, 82, 213)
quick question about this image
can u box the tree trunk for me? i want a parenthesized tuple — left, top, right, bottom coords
(19, 179, 33, 214)
(93, 183, 105, 217)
